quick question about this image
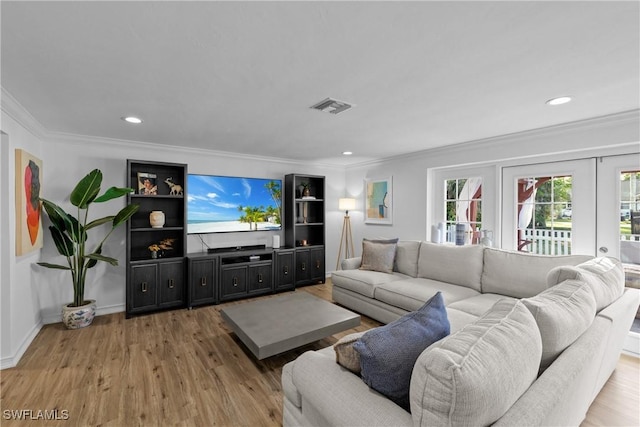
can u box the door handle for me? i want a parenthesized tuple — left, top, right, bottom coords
(141, 282, 148, 293)
(599, 246, 609, 254)
(168, 279, 175, 289)
(200, 277, 207, 286)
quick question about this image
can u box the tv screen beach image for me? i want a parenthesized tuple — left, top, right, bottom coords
(187, 174, 282, 234)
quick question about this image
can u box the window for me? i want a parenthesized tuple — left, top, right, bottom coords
(516, 175, 573, 254)
(445, 177, 482, 244)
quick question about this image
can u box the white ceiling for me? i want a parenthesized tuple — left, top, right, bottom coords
(2, 1, 639, 166)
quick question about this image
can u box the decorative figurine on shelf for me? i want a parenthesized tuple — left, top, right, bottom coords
(148, 238, 176, 259)
(164, 177, 183, 196)
(300, 182, 311, 198)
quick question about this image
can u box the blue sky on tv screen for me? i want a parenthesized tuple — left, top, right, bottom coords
(187, 174, 281, 222)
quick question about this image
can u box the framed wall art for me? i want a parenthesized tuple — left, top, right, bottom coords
(365, 176, 392, 225)
(15, 149, 43, 255)
(137, 172, 158, 195)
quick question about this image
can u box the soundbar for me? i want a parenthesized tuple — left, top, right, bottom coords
(207, 244, 266, 254)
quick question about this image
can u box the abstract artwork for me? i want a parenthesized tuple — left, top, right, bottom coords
(365, 176, 392, 225)
(15, 149, 43, 255)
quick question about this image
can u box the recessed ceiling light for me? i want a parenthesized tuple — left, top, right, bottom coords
(342, 151, 353, 156)
(122, 116, 143, 124)
(545, 96, 572, 106)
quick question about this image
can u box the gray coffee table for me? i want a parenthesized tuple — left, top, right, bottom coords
(220, 292, 360, 359)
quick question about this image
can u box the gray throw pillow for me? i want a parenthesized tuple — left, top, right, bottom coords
(359, 238, 399, 274)
(333, 331, 366, 374)
(353, 292, 450, 411)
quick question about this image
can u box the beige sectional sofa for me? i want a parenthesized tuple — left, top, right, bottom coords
(282, 241, 640, 426)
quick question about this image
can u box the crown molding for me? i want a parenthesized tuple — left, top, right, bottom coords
(1, 87, 48, 140)
(347, 109, 640, 169)
(47, 130, 346, 170)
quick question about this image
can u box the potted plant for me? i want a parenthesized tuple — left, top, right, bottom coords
(37, 169, 139, 329)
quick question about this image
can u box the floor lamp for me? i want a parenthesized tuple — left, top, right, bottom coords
(336, 198, 356, 270)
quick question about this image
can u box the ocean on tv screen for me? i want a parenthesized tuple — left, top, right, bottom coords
(187, 174, 282, 234)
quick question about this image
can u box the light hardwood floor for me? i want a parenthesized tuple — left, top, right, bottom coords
(1, 281, 638, 426)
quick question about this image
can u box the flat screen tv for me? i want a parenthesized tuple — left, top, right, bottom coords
(187, 174, 282, 234)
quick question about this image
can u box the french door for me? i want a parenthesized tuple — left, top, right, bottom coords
(502, 159, 596, 255)
(596, 154, 640, 263)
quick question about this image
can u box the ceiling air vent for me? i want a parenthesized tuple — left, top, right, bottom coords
(310, 98, 354, 115)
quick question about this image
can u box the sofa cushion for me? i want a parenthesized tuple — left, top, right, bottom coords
(482, 248, 592, 298)
(410, 299, 542, 426)
(546, 257, 625, 312)
(333, 331, 366, 374)
(353, 292, 450, 411)
(417, 242, 484, 292)
(444, 307, 480, 333)
(523, 279, 596, 372)
(331, 269, 409, 298)
(360, 238, 399, 274)
(374, 278, 480, 312)
(447, 293, 515, 317)
(394, 241, 421, 277)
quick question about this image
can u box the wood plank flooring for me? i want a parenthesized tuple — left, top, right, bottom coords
(1, 281, 638, 427)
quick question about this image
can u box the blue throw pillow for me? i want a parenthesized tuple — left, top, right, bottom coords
(353, 292, 450, 411)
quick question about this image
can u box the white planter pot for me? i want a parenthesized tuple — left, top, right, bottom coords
(62, 300, 97, 329)
(149, 210, 165, 228)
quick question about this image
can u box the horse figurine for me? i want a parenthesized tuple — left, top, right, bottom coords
(164, 177, 183, 196)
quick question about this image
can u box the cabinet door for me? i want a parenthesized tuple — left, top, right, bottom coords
(189, 257, 217, 307)
(159, 260, 185, 308)
(309, 246, 325, 283)
(220, 265, 247, 301)
(129, 264, 158, 312)
(248, 263, 273, 295)
(275, 251, 295, 291)
(295, 249, 310, 285)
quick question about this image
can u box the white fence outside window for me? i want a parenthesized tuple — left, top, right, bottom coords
(522, 229, 572, 255)
(523, 229, 640, 257)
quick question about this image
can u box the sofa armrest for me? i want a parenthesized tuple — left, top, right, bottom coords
(341, 257, 362, 271)
(290, 350, 412, 427)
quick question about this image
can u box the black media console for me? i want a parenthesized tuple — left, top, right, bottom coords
(187, 245, 296, 308)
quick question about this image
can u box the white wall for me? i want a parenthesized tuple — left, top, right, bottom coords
(1, 102, 47, 369)
(345, 111, 640, 256)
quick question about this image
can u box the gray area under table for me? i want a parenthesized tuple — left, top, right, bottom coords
(220, 292, 361, 359)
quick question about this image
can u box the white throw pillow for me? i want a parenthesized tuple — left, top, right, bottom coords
(546, 257, 624, 312)
(410, 299, 542, 427)
(523, 279, 596, 372)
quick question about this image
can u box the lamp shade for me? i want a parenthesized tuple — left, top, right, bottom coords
(339, 198, 356, 212)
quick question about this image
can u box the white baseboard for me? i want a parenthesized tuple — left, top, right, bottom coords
(0, 321, 43, 370)
(622, 331, 640, 357)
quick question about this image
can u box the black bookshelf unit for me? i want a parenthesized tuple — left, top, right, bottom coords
(126, 159, 188, 317)
(284, 174, 326, 286)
